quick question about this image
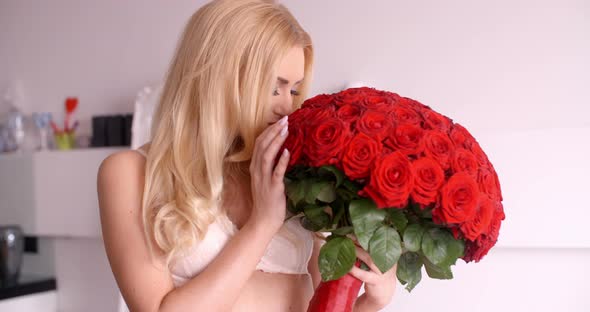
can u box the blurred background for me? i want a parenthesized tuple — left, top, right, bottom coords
(0, 0, 588, 311)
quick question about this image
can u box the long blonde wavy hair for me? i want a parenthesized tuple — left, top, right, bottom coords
(142, 0, 314, 268)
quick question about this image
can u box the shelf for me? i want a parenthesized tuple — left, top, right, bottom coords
(0, 147, 128, 237)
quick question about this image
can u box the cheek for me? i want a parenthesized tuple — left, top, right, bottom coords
(269, 97, 281, 107)
(263, 100, 279, 121)
(268, 99, 279, 114)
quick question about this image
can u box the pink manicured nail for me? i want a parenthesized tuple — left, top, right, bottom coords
(279, 115, 288, 126)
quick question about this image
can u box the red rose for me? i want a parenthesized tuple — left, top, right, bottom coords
(462, 204, 504, 262)
(307, 106, 337, 125)
(421, 108, 452, 132)
(451, 148, 479, 179)
(478, 168, 503, 201)
(470, 141, 490, 167)
(334, 88, 372, 107)
(450, 124, 476, 149)
(382, 90, 402, 100)
(304, 117, 351, 168)
(361, 95, 394, 113)
(422, 130, 455, 170)
(337, 104, 365, 125)
(391, 102, 422, 126)
(301, 93, 334, 109)
(356, 110, 392, 140)
(353, 87, 382, 96)
(342, 133, 383, 180)
(460, 195, 495, 241)
(385, 123, 425, 156)
(495, 202, 506, 225)
(462, 234, 493, 263)
(411, 157, 445, 208)
(401, 97, 430, 111)
(288, 107, 314, 126)
(360, 151, 414, 209)
(433, 172, 480, 224)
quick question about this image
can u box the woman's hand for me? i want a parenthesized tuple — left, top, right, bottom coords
(350, 245, 397, 311)
(248, 115, 290, 232)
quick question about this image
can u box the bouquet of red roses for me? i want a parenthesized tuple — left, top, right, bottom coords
(280, 87, 505, 312)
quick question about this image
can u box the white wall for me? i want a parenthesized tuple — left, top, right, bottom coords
(1, 0, 588, 311)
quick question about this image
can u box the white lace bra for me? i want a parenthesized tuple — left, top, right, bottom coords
(135, 148, 313, 287)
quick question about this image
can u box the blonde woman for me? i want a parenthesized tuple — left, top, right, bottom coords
(97, 0, 396, 311)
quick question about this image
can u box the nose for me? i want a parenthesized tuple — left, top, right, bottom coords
(276, 93, 294, 116)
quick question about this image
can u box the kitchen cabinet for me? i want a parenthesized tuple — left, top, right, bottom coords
(0, 147, 126, 237)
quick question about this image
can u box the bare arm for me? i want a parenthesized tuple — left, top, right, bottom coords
(308, 234, 324, 290)
(98, 151, 279, 312)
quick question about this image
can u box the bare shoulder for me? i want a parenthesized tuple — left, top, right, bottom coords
(97, 141, 155, 190)
(97, 148, 173, 311)
(98, 148, 147, 181)
(97, 149, 148, 211)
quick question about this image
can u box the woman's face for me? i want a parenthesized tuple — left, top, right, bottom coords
(266, 46, 305, 126)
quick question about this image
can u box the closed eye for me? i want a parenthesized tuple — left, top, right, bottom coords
(272, 88, 301, 96)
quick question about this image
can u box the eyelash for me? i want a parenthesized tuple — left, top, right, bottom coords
(273, 88, 300, 96)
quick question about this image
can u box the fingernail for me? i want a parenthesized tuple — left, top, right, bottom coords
(280, 125, 288, 136)
(279, 115, 288, 126)
(283, 148, 289, 157)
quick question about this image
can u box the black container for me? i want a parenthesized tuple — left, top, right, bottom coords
(105, 115, 124, 146)
(0, 225, 24, 288)
(91, 116, 107, 147)
(91, 114, 134, 147)
(123, 114, 133, 146)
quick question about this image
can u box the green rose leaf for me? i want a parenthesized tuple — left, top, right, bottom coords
(421, 208, 433, 219)
(387, 209, 408, 232)
(421, 228, 465, 267)
(285, 179, 306, 207)
(369, 225, 402, 274)
(331, 226, 354, 236)
(330, 200, 346, 227)
(319, 237, 357, 281)
(342, 179, 362, 193)
(301, 217, 322, 232)
(318, 165, 345, 188)
(335, 188, 356, 202)
(396, 252, 423, 292)
(421, 254, 453, 280)
(403, 224, 425, 253)
(317, 182, 337, 203)
(286, 199, 299, 215)
(349, 199, 387, 250)
(305, 181, 336, 204)
(302, 204, 331, 231)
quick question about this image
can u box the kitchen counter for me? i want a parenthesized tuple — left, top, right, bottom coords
(0, 274, 56, 300)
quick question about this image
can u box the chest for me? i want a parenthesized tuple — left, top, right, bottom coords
(230, 272, 314, 312)
(169, 215, 314, 286)
(220, 185, 252, 230)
